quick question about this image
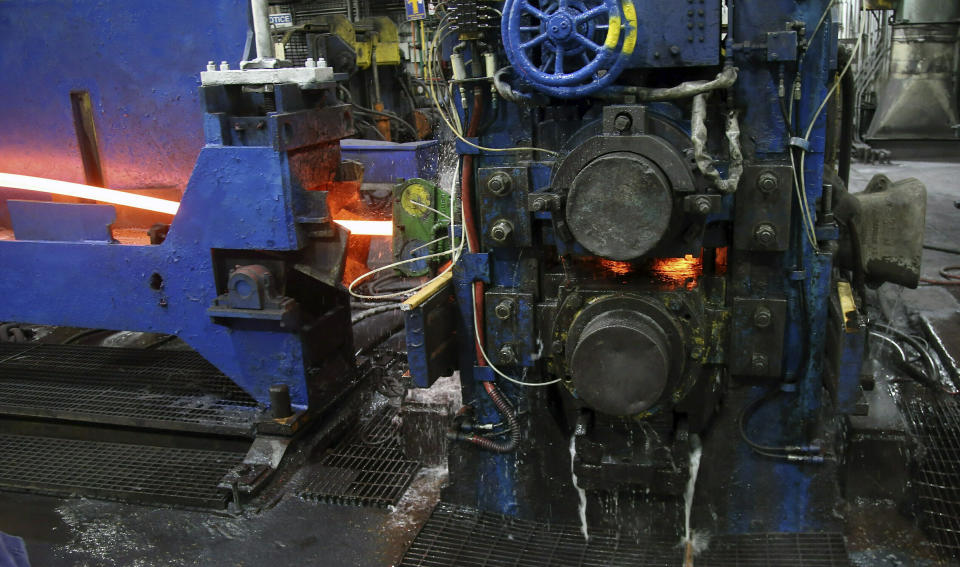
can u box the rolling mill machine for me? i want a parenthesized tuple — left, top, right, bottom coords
(399, 0, 929, 539)
(0, 0, 935, 552)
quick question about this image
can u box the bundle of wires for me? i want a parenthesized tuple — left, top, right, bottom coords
(781, 0, 866, 253)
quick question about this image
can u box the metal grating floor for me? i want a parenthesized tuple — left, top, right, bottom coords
(400, 503, 852, 567)
(0, 344, 262, 435)
(900, 390, 960, 559)
(0, 433, 244, 508)
(299, 407, 419, 508)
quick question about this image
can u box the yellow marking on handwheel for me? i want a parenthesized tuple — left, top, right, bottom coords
(604, 14, 622, 50)
(401, 183, 432, 217)
(622, 0, 637, 55)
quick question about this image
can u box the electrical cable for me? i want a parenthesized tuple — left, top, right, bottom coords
(425, 22, 558, 156)
(870, 330, 907, 362)
(871, 323, 956, 395)
(338, 84, 419, 139)
(796, 15, 866, 249)
(348, 249, 459, 300)
(470, 284, 562, 387)
(450, 381, 521, 453)
(737, 387, 823, 461)
(408, 200, 451, 220)
(347, 156, 465, 301)
(924, 243, 960, 256)
(920, 265, 960, 286)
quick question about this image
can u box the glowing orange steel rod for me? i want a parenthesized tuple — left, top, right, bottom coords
(333, 219, 393, 236)
(0, 173, 180, 215)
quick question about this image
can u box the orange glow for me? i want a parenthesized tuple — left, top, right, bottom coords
(599, 259, 635, 276)
(714, 247, 729, 275)
(333, 219, 393, 236)
(0, 173, 179, 215)
(651, 254, 703, 289)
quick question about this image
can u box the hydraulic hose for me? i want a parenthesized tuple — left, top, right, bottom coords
(450, 381, 520, 453)
(460, 93, 486, 364)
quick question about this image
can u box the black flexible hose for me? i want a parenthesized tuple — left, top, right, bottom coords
(449, 382, 520, 453)
(738, 387, 822, 460)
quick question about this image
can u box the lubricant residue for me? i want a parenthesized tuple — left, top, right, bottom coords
(569, 435, 589, 541)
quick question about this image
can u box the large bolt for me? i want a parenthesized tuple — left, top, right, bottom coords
(487, 173, 513, 196)
(498, 344, 517, 365)
(613, 113, 632, 133)
(567, 293, 583, 309)
(531, 197, 549, 211)
(495, 298, 515, 320)
(757, 171, 780, 194)
(753, 306, 772, 329)
(692, 195, 712, 215)
(751, 353, 769, 373)
(753, 223, 777, 246)
(490, 219, 514, 243)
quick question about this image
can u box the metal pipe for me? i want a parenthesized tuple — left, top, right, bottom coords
(250, 0, 274, 60)
(918, 314, 960, 388)
(838, 45, 855, 187)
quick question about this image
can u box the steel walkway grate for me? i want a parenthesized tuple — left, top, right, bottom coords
(0, 344, 262, 435)
(0, 433, 244, 508)
(900, 390, 960, 559)
(299, 407, 419, 508)
(399, 503, 852, 567)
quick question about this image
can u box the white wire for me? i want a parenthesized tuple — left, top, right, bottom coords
(347, 154, 465, 301)
(791, 148, 821, 251)
(409, 199, 451, 220)
(425, 21, 559, 157)
(409, 234, 452, 255)
(348, 248, 460, 300)
(793, 12, 866, 254)
(470, 283, 562, 387)
(870, 330, 906, 362)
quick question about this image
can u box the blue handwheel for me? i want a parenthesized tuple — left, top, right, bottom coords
(502, 0, 622, 87)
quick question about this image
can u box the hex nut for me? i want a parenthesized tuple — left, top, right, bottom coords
(693, 196, 712, 215)
(757, 172, 779, 194)
(495, 299, 515, 320)
(754, 306, 772, 329)
(490, 219, 514, 242)
(613, 113, 632, 133)
(751, 353, 769, 373)
(487, 173, 513, 196)
(753, 223, 777, 246)
(498, 344, 517, 364)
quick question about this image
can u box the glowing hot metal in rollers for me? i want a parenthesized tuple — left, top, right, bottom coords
(333, 219, 393, 236)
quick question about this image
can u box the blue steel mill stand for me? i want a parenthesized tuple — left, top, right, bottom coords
(0, 56, 359, 415)
(403, 0, 927, 537)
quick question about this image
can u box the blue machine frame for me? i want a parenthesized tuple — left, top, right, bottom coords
(0, 83, 356, 410)
(403, 0, 861, 533)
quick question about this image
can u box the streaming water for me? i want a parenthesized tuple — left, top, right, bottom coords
(569, 434, 589, 541)
(682, 434, 705, 565)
